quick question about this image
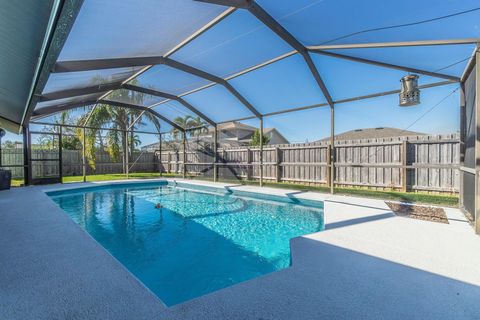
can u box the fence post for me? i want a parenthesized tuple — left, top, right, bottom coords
(275, 147, 281, 183)
(175, 151, 178, 174)
(158, 133, 162, 177)
(214, 124, 218, 182)
(182, 132, 186, 179)
(82, 127, 86, 182)
(401, 140, 408, 192)
(259, 117, 264, 187)
(329, 105, 335, 194)
(246, 147, 252, 180)
(326, 144, 331, 187)
(59, 126, 63, 183)
(124, 131, 129, 179)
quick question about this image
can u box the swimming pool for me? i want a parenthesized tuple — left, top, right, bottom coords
(48, 182, 324, 306)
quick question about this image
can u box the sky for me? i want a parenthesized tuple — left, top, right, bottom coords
(4, 0, 480, 146)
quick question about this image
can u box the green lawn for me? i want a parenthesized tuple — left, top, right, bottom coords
(250, 181, 459, 207)
(11, 173, 458, 207)
(62, 172, 174, 183)
(11, 179, 24, 187)
(10, 172, 179, 187)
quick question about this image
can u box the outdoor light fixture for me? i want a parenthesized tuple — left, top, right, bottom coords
(399, 74, 420, 107)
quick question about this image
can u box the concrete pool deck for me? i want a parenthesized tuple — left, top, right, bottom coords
(1, 179, 479, 319)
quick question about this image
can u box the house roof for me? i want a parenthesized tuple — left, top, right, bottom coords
(263, 128, 289, 143)
(320, 127, 425, 141)
(207, 121, 257, 132)
(207, 121, 278, 134)
(142, 122, 289, 149)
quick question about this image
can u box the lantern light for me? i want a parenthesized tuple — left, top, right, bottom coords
(399, 74, 420, 107)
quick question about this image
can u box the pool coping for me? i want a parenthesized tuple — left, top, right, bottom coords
(45, 178, 323, 204)
(1, 179, 479, 319)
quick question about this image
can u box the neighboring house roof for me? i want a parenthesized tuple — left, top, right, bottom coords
(263, 128, 289, 144)
(207, 121, 256, 132)
(205, 122, 289, 143)
(142, 122, 290, 150)
(320, 127, 425, 141)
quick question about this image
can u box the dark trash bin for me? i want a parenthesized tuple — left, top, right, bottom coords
(0, 169, 11, 190)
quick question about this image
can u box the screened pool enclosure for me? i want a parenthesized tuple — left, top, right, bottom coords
(0, 0, 479, 232)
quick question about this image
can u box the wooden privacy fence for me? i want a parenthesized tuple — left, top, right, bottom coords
(159, 134, 460, 193)
(1, 134, 459, 193)
(1, 149, 159, 179)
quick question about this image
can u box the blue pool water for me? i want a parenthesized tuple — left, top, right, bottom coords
(49, 182, 324, 306)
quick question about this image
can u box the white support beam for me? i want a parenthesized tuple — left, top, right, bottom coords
(308, 38, 480, 50)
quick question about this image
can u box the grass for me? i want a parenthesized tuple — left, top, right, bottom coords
(11, 173, 458, 207)
(215, 179, 459, 207)
(261, 182, 458, 207)
(11, 179, 24, 187)
(10, 172, 178, 187)
(62, 172, 175, 183)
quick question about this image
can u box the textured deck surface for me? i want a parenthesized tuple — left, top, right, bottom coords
(1, 179, 479, 319)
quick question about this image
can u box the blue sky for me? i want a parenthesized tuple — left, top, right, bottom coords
(5, 0, 480, 145)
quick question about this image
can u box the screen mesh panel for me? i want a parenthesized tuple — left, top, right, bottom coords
(335, 83, 460, 134)
(229, 54, 327, 114)
(325, 44, 476, 78)
(105, 89, 166, 107)
(32, 106, 92, 125)
(131, 65, 212, 96)
(311, 53, 445, 101)
(460, 62, 476, 219)
(257, 0, 480, 45)
(183, 84, 256, 122)
(464, 65, 476, 169)
(35, 93, 103, 110)
(42, 67, 145, 94)
(58, 0, 226, 60)
(152, 100, 206, 125)
(171, 10, 292, 78)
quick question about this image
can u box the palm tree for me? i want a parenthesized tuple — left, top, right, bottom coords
(171, 115, 191, 141)
(130, 134, 141, 150)
(188, 116, 208, 134)
(171, 115, 208, 139)
(76, 87, 161, 173)
(187, 116, 208, 145)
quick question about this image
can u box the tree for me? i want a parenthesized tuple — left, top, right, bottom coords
(76, 86, 160, 173)
(187, 116, 208, 145)
(129, 134, 141, 151)
(171, 115, 191, 141)
(38, 111, 81, 150)
(1, 140, 17, 149)
(188, 116, 208, 136)
(171, 115, 208, 139)
(170, 115, 209, 150)
(250, 129, 270, 146)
